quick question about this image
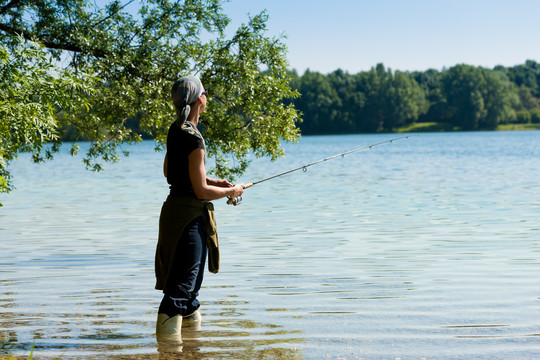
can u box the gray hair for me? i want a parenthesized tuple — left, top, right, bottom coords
(171, 76, 204, 124)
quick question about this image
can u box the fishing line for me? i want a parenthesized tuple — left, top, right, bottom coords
(227, 134, 417, 206)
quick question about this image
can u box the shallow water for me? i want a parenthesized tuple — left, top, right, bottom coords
(1, 131, 539, 359)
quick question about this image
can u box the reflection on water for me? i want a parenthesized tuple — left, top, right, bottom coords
(1, 131, 540, 359)
(156, 317, 304, 360)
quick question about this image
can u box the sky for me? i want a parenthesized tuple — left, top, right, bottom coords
(220, 0, 540, 74)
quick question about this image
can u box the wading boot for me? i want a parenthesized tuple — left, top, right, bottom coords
(182, 309, 202, 331)
(156, 313, 182, 343)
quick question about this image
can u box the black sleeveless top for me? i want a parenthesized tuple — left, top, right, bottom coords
(166, 121, 205, 197)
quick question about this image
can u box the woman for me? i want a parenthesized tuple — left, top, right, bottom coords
(155, 76, 244, 342)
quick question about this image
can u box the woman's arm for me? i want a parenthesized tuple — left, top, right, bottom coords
(189, 148, 243, 201)
(163, 153, 168, 178)
(206, 177, 233, 187)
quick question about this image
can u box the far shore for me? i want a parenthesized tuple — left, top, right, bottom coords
(395, 122, 540, 133)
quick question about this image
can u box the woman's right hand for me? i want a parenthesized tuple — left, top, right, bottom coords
(230, 184, 244, 198)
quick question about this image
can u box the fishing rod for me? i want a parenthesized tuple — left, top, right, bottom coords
(227, 134, 417, 206)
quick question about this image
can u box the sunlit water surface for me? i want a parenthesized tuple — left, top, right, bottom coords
(1, 131, 539, 359)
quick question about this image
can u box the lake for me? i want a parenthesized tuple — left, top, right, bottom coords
(1, 131, 539, 359)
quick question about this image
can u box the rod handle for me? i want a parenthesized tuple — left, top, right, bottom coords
(226, 183, 253, 206)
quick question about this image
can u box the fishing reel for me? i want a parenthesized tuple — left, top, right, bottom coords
(226, 196, 242, 206)
(226, 183, 252, 206)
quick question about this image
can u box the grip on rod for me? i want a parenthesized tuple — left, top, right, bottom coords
(227, 183, 253, 206)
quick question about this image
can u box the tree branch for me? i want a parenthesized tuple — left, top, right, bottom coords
(0, 23, 107, 58)
(91, 0, 136, 27)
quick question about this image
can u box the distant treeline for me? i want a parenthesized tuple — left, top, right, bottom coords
(289, 60, 540, 134)
(62, 60, 540, 141)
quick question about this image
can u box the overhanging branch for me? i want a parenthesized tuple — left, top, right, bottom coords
(0, 23, 107, 58)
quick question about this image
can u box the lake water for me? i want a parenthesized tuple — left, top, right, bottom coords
(1, 131, 539, 359)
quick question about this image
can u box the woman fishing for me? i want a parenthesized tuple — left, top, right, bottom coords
(154, 76, 244, 342)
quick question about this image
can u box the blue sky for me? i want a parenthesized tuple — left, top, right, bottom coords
(221, 0, 540, 74)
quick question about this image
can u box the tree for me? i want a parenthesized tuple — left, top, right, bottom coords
(412, 68, 447, 123)
(327, 69, 357, 133)
(294, 69, 340, 134)
(480, 70, 518, 129)
(352, 64, 427, 132)
(354, 65, 385, 132)
(502, 60, 540, 97)
(440, 65, 516, 130)
(379, 69, 428, 131)
(1, 37, 96, 200)
(0, 0, 300, 201)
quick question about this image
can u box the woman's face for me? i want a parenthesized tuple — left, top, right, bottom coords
(199, 88, 208, 112)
